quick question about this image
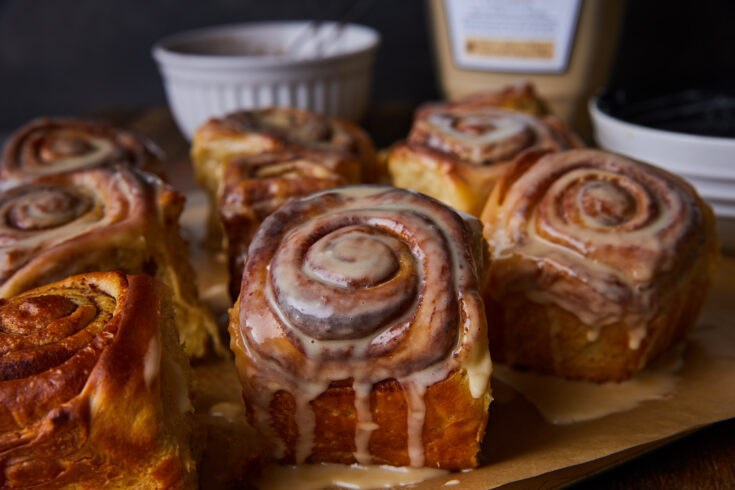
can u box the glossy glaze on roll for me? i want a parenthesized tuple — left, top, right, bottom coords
(229, 186, 492, 469)
(219, 147, 362, 298)
(0, 166, 220, 358)
(409, 103, 579, 166)
(388, 99, 581, 216)
(0, 272, 196, 488)
(1, 117, 164, 186)
(481, 149, 718, 381)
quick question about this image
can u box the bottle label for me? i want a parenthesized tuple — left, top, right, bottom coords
(444, 0, 582, 73)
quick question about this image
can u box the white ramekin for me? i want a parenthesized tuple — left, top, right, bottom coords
(152, 22, 380, 140)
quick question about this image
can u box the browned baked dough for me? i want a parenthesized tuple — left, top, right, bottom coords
(388, 98, 581, 216)
(0, 166, 220, 358)
(1, 117, 165, 186)
(218, 147, 362, 298)
(454, 81, 552, 117)
(0, 272, 196, 488)
(481, 149, 719, 381)
(229, 186, 492, 470)
(191, 107, 380, 243)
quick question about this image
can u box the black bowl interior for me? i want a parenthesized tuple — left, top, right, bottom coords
(596, 88, 735, 138)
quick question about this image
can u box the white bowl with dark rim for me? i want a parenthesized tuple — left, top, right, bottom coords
(152, 21, 380, 139)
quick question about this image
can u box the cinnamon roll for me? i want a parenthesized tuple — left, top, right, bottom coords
(229, 186, 492, 469)
(455, 81, 551, 117)
(1, 117, 165, 186)
(191, 107, 380, 240)
(0, 166, 220, 358)
(388, 103, 581, 217)
(219, 148, 362, 298)
(481, 149, 718, 382)
(0, 271, 196, 488)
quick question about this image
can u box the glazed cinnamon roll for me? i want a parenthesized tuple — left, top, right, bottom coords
(219, 148, 362, 298)
(0, 166, 220, 358)
(192, 107, 380, 239)
(229, 186, 492, 470)
(481, 149, 718, 382)
(388, 103, 581, 217)
(455, 81, 551, 117)
(0, 271, 196, 488)
(1, 117, 165, 186)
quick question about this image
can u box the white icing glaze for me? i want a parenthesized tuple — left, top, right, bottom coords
(486, 150, 700, 348)
(234, 186, 491, 466)
(25, 134, 117, 176)
(256, 463, 449, 490)
(493, 343, 684, 424)
(353, 381, 375, 465)
(415, 107, 563, 165)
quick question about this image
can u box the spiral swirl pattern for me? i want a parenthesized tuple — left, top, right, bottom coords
(0, 166, 219, 358)
(1, 118, 163, 185)
(0, 274, 120, 405)
(0, 168, 152, 291)
(484, 149, 707, 330)
(219, 149, 362, 298)
(223, 107, 361, 156)
(0, 272, 196, 487)
(231, 186, 491, 467)
(409, 105, 577, 165)
(237, 186, 485, 379)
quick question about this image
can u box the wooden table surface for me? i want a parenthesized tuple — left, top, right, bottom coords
(118, 106, 735, 490)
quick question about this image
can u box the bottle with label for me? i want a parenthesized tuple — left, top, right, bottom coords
(428, 0, 626, 136)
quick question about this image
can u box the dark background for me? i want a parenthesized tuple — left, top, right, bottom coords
(1, 0, 734, 134)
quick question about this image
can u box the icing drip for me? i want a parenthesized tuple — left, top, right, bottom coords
(353, 381, 376, 465)
(485, 149, 703, 347)
(233, 185, 491, 467)
(404, 381, 427, 468)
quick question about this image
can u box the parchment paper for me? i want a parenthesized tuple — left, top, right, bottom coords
(181, 190, 735, 489)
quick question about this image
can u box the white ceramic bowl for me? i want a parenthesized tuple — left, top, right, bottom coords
(152, 22, 380, 140)
(589, 96, 735, 250)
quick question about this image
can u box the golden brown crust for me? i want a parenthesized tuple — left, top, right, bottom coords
(0, 272, 196, 488)
(258, 370, 487, 469)
(388, 101, 581, 216)
(218, 148, 362, 298)
(481, 149, 719, 381)
(0, 166, 220, 358)
(453, 81, 552, 117)
(229, 186, 492, 470)
(388, 142, 511, 217)
(0, 117, 165, 186)
(191, 107, 380, 214)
